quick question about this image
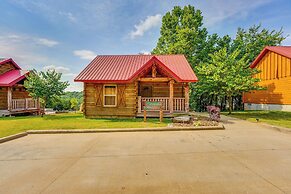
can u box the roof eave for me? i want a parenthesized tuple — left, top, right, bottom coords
(74, 78, 198, 83)
(0, 72, 29, 87)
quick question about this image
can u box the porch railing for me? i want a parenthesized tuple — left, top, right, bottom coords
(138, 96, 185, 112)
(174, 98, 186, 112)
(11, 98, 38, 111)
(141, 97, 169, 111)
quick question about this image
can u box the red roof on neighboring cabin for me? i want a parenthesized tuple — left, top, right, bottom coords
(251, 46, 291, 68)
(74, 55, 198, 83)
(0, 70, 29, 86)
(0, 58, 28, 86)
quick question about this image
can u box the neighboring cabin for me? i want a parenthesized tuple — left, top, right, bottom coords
(75, 55, 198, 118)
(244, 46, 291, 111)
(0, 58, 40, 116)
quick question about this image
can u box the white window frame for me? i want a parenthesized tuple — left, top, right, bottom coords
(103, 84, 117, 107)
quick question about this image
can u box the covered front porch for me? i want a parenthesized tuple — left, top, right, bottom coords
(136, 77, 190, 117)
(0, 85, 40, 116)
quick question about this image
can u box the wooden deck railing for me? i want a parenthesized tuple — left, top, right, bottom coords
(11, 98, 38, 111)
(138, 96, 185, 112)
(141, 97, 170, 111)
(174, 98, 186, 112)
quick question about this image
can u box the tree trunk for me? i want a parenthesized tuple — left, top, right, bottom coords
(42, 98, 46, 117)
(228, 96, 233, 114)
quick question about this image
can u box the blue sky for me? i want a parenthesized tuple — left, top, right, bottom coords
(1, 0, 291, 91)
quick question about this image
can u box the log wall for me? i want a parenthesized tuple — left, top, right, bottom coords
(0, 63, 15, 74)
(0, 87, 7, 109)
(139, 82, 184, 97)
(84, 82, 137, 118)
(0, 86, 30, 110)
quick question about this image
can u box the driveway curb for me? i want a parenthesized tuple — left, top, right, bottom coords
(0, 124, 224, 144)
(26, 124, 224, 134)
(0, 132, 28, 144)
(259, 123, 291, 133)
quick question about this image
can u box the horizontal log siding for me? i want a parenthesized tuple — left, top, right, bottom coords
(84, 83, 137, 118)
(140, 82, 184, 97)
(12, 87, 30, 99)
(244, 51, 291, 105)
(0, 86, 30, 110)
(0, 63, 15, 75)
(0, 87, 7, 109)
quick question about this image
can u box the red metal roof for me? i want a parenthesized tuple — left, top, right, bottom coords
(0, 69, 29, 86)
(0, 58, 28, 86)
(251, 46, 291, 68)
(74, 55, 198, 83)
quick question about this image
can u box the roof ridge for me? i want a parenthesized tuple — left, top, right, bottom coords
(267, 45, 291, 48)
(251, 46, 291, 68)
(74, 54, 197, 83)
(96, 54, 185, 56)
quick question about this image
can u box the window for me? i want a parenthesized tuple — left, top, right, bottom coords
(103, 85, 117, 107)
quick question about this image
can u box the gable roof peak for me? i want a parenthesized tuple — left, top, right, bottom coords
(75, 54, 198, 83)
(251, 46, 291, 68)
(0, 58, 21, 70)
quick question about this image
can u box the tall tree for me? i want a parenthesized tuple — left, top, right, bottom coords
(195, 48, 263, 114)
(152, 5, 209, 66)
(231, 24, 285, 62)
(24, 69, 69, 114)
(152, 5, 286, 112)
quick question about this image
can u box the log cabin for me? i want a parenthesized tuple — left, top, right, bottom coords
(0, 58, 40, 116)
(244, 46, 291, 111)
(75, 55, 198, 118)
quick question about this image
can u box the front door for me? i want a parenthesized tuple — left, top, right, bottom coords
(140, 85, 152, 97)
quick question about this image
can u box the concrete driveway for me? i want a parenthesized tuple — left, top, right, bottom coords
(1, 116, 291, 194)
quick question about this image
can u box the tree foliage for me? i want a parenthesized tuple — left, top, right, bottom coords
(24, 69, 69, 112)
(195, 48, 263, 113)
(231, 24, 285, 62)
(46, 91, 83, 111)
(152, 5, 286, 112)
(152, 5, 208, 66)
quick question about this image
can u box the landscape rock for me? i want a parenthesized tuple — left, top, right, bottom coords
(172, 116, 193, 124)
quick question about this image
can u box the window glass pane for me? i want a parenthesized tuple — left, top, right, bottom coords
(105, 96, 116, 106)
(105, 86, 116, 95)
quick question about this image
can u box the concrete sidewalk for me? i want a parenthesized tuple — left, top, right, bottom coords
(0, 115, 291, 193)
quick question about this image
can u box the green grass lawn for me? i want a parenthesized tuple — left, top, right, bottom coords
(0, 113, 171, 138)
(223, 111, 291, 128)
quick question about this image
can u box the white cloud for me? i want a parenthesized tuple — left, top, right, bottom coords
(0, 34, 50, 67)
(36, 38, 59, 47)
(130, 14, 162, 39)
(59, 11, 77, 22)
(139, 50, 151, 55)
(65, 82, 83, 92)
(73, 50, 96, 60)
(198, 0, 273, 27)
(43, 65, 70, 74)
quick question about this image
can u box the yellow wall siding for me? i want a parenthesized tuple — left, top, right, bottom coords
(244, 51, 291, 105)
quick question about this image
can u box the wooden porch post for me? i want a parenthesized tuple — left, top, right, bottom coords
(184, 83, 190, 113)
(169, 80, 174, 113)
(138, 96, 142, 113)
(37, 98, 41, 115)
(7, 87, 12, 111)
